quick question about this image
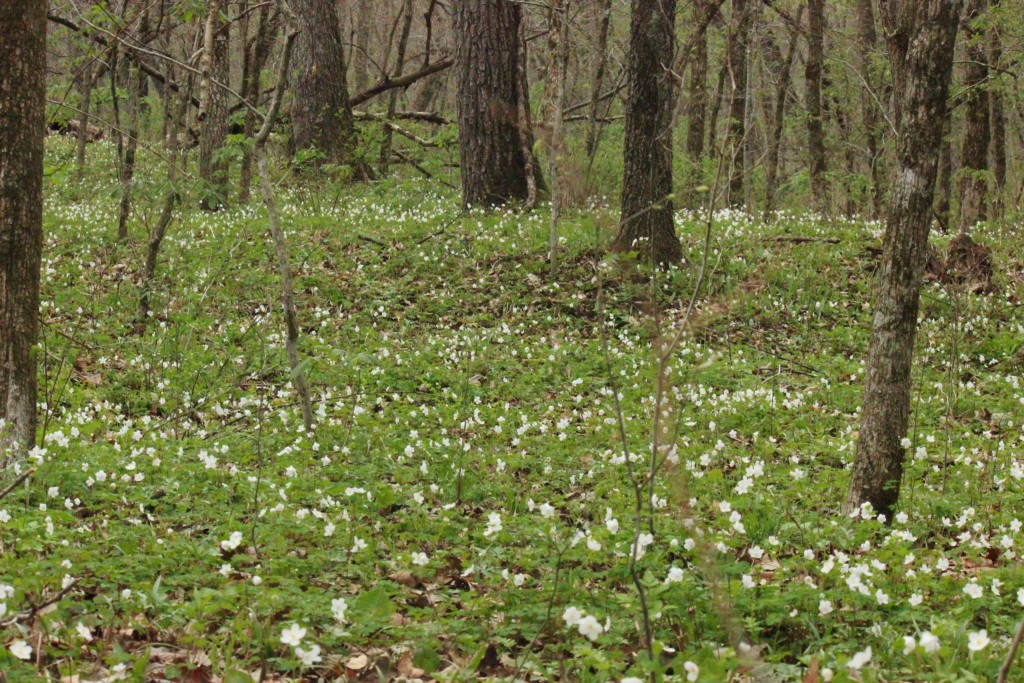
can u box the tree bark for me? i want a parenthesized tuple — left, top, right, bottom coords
(585, 0, 614, 160)
(543, 0, 571, 275)
(0, 0, 46, 458)
(238, 3, 274, 203)
(846, 0, 963, 519)
(855, 0, 884, 218)
(198, 0, 230, 211)
(291, 0, 369, 177)
(805, 0, 828, 214)
(74, 59, 95, 184)
(352, 0, 372, 94)
(988, 5, 1006, 219)
(453, 0, 532, 206)
(958, 0, 989, 232)
(764, 9, 802, 216)
(726, 0, 751, 207)
(612, 0, 682, 266)
(683, 0, 710, 208)
(379, 0, 414, 176)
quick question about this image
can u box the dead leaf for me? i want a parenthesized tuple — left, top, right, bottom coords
(346, 653, 369, 671)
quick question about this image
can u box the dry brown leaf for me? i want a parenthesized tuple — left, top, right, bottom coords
(346, 653, 370, 671)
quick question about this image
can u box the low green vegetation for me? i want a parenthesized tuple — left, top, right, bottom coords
(2, 136, 1024, 682)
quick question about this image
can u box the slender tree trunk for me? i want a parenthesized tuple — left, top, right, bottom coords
(74, 60, 95, 184)
(958, 0, 989, 232)
(379, 0, 414, 175)
(612, 0, 682, 265)
(453, 0, 533, 206)
(198, 1, 230, 211)
(855, 0, 884, 218)
(543, 0, 571, 274)
(846, 0, 963, 519)
(806, 0, 828, 214)
(989, 7, 1006, 219)
(935, 110, 953, 231)
(238, 4, 273, 203)
(352, 0, 372, 94)
(117, 59, 142, 242)
(585, 0, 614, 160)
(0, 0, 46, 459)
(764, 10, 802, 216)
(684, 0, 710, 208)
(252, 14, 314, 432)
(291, 0, 370, 177)
(726, 0, 751, 206)
(706, 57, 728, 161)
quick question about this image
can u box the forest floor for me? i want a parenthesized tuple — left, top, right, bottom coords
(2, 137, 1024, 682)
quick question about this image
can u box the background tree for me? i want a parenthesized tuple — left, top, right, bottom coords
(805, 0, 828, 214)
(612, 0, 682, 265)
(0, 0, 46, 458)
(846, 0, 964, 518)
(198, 0, 230, 210)
(453, 0, 533, 206)
(291, 0, 369, 177)
(958, 0, 990, 232)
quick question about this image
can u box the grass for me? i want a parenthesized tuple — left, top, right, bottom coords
(1, 135, 1023, 682)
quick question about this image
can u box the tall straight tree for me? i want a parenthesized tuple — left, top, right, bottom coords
(726, 0, 751, 206)
(846, 0, 963, 518)
(958, 0, 990, 232)
(855, 0, 884, 218)
(198, 0, 230, 210)
(684, 0, 711, 207)
(612, 0, 682, 265)
(805, 0, 828, 214)
(0, 0, 46, 458)
(453, 0, 532, 206)
(291, 0, 368, 177)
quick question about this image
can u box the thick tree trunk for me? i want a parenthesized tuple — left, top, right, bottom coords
(453, 0, 532, 206)
(684, 0, 710, 208)
(846, 0, 963, 519)
(805, 0, 828, 214)
(198, 0, 230, 211)
(726, 0, 751, 207)
(612, 0, 682, 266)
(0, 0, 46, 459)
(855, 0, 884, 218)
(958, 0, 989, 232)
(291, 0, 369, 177)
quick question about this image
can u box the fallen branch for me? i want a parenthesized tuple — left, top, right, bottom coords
(350, 56, 453, 107)
(0, 467, 36, 503)
(764, 236, 841, 244)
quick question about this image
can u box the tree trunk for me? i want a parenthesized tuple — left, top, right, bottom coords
(198, 0, 230, 211)
(612, 0, 682, 266)
(585, 0, 614, 160)
(988, 7, 1006, 219)
(0, 0, 46, 459)
(74, 59, 95, 184)
(726, 0, 751, 207)
(291, 0, 369, 177)
(855, 0, 884, 219)
(935, 110, 953, 231)
(453, 0, 532, 206)
(543, 0, 571, 274)
(846, 0, 963, 519)
(805, 0, 828, 214)
(352, 0, 372, 94)
(764, 10, 802, 216)
(683, 0, 710, 208)
(379, 0, 414, 176)
(958, 0, 989, 232)
(238, 4, 274, 203)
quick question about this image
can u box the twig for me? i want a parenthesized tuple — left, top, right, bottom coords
(0, 468, 36, 503)
(998, 616, 1024, 683)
